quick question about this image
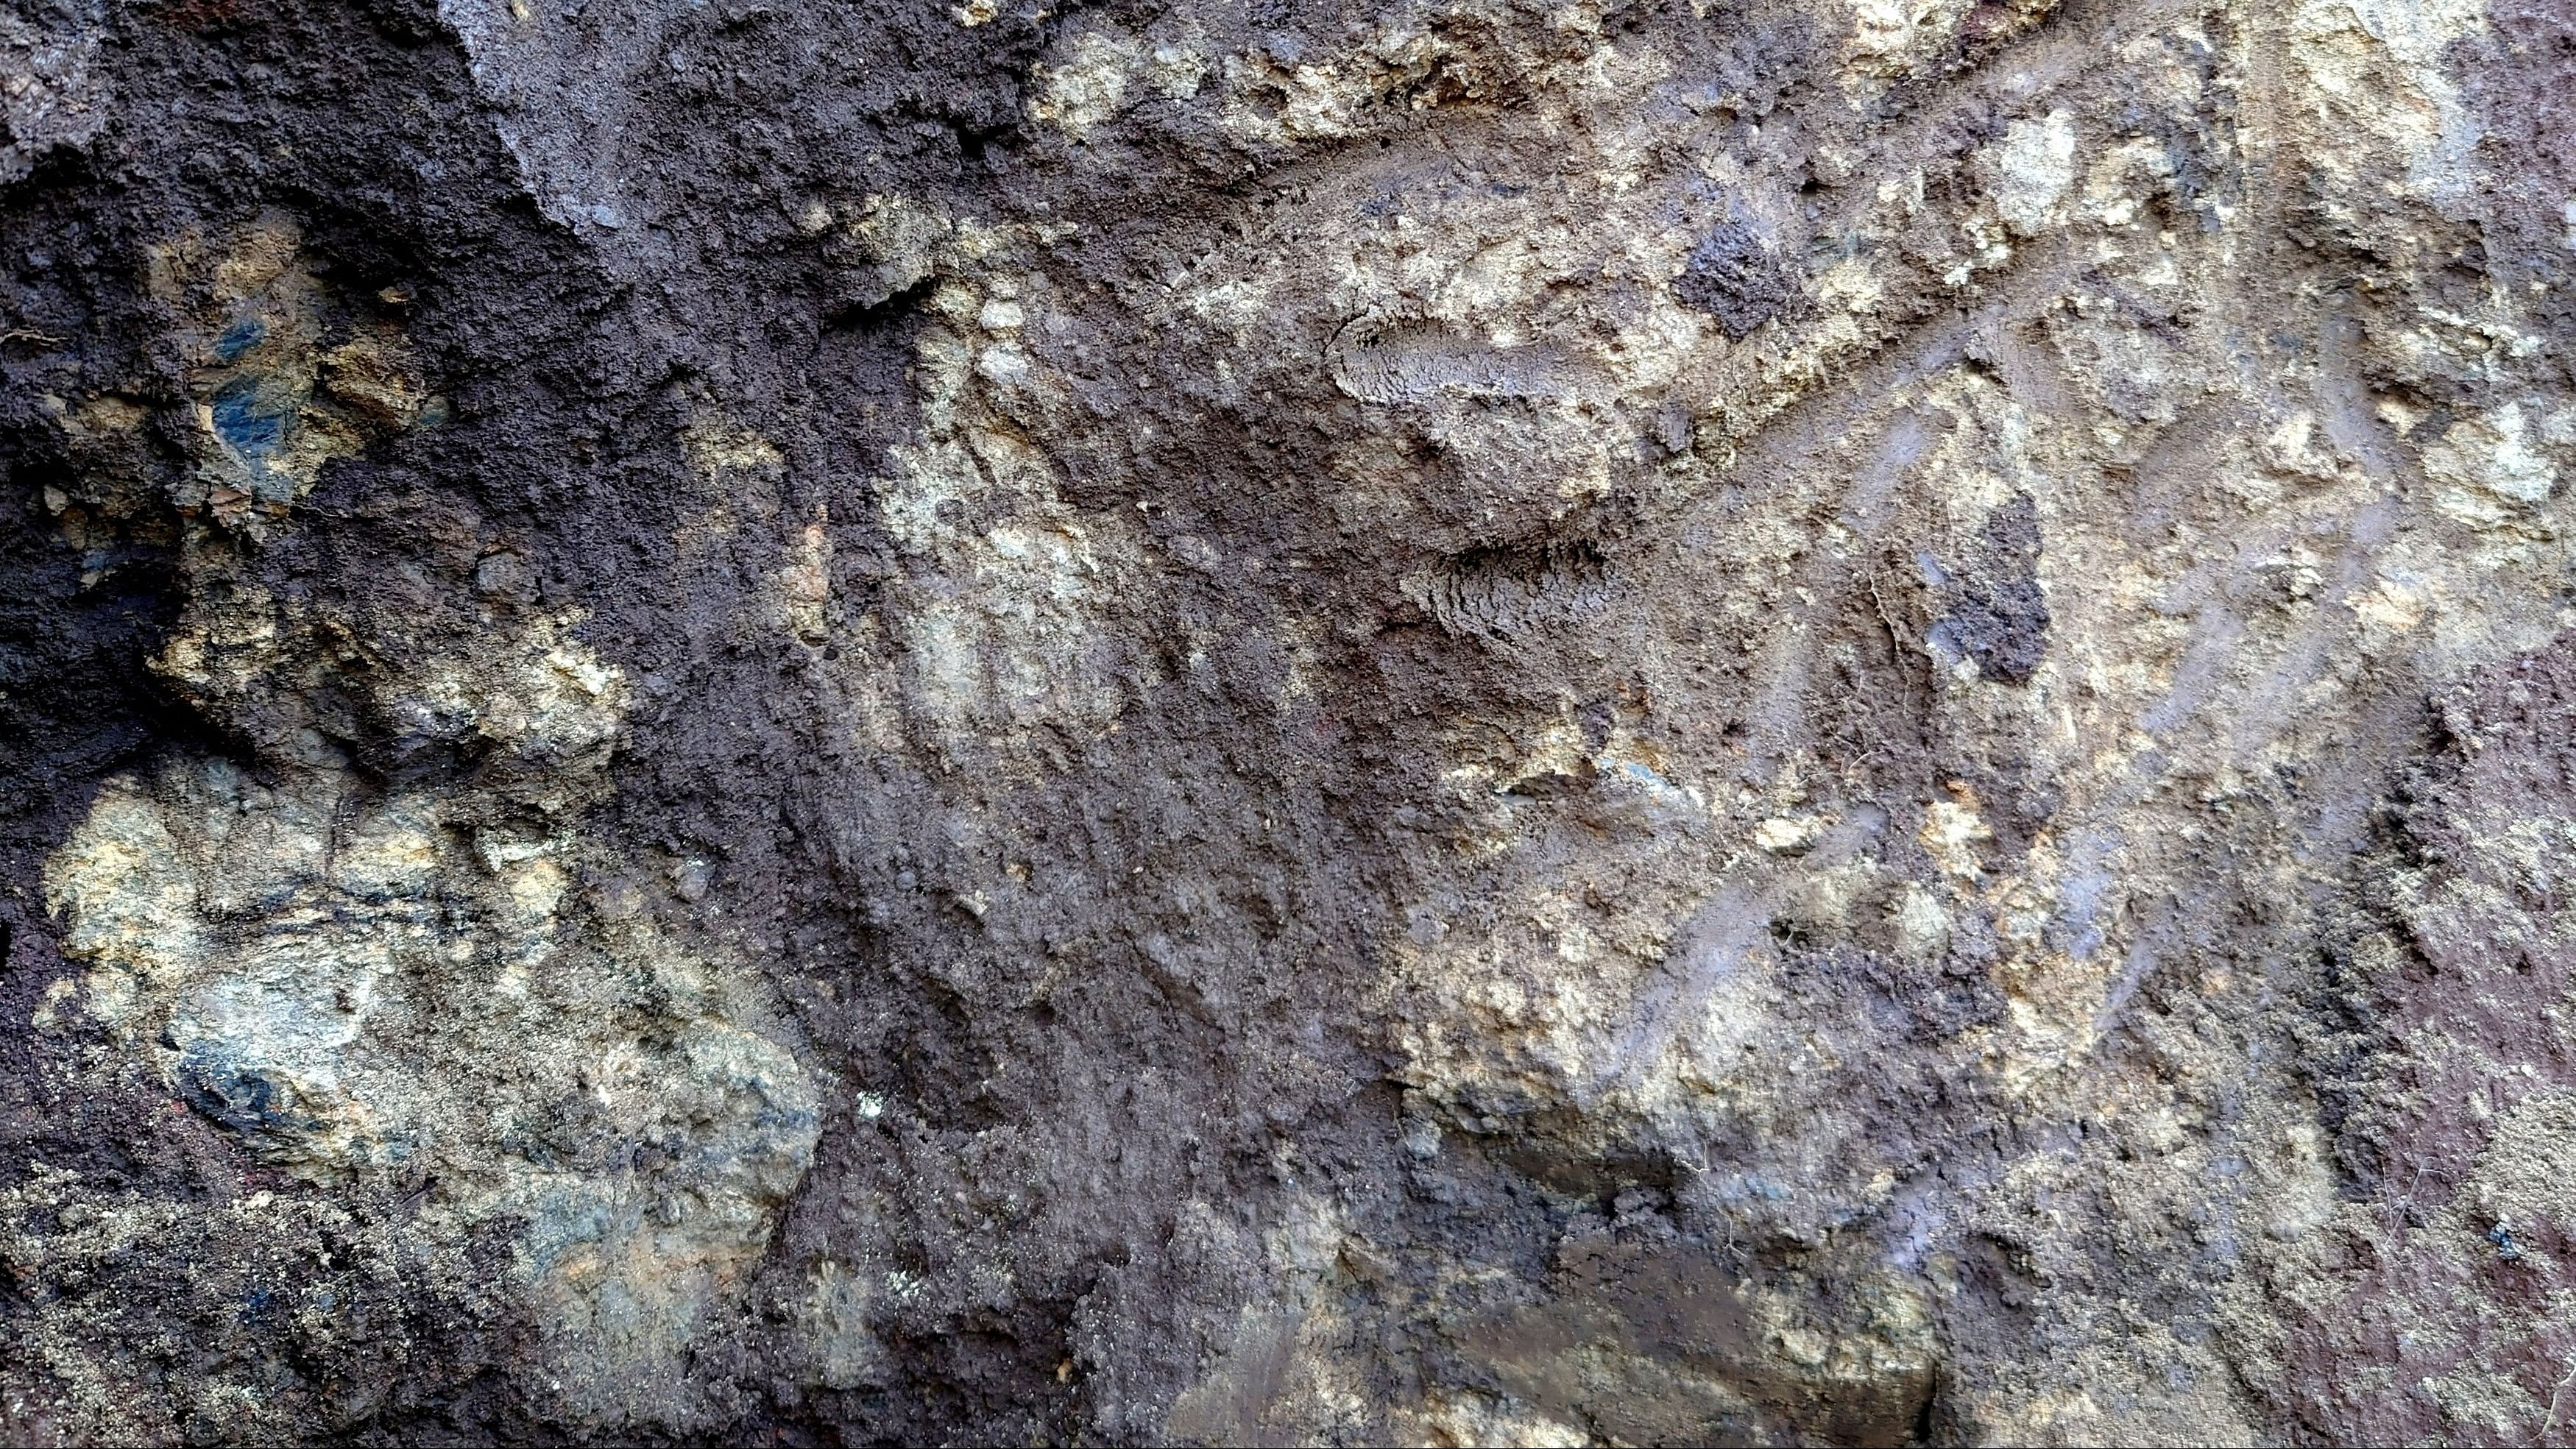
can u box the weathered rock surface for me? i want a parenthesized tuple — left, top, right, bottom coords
(4, 0, 2575, 1443)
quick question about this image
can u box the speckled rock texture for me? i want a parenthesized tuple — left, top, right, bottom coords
(4, 0, 2575, 1444)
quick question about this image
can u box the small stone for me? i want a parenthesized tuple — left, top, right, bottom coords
(474, 551, 528, 598)
(673, 859, 712, 901)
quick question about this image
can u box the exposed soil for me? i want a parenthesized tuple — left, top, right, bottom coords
(5, 0, 2576, 1444)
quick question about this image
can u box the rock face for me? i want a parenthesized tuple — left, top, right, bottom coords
(3, 0, 2575, 1442)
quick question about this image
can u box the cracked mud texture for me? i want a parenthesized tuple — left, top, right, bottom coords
(4, 0, 2576, 1444)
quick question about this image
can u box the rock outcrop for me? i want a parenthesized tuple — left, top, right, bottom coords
(4, 0, 2576, 1443)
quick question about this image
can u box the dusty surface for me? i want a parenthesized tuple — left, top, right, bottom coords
(4, 0, 2576, 1443)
